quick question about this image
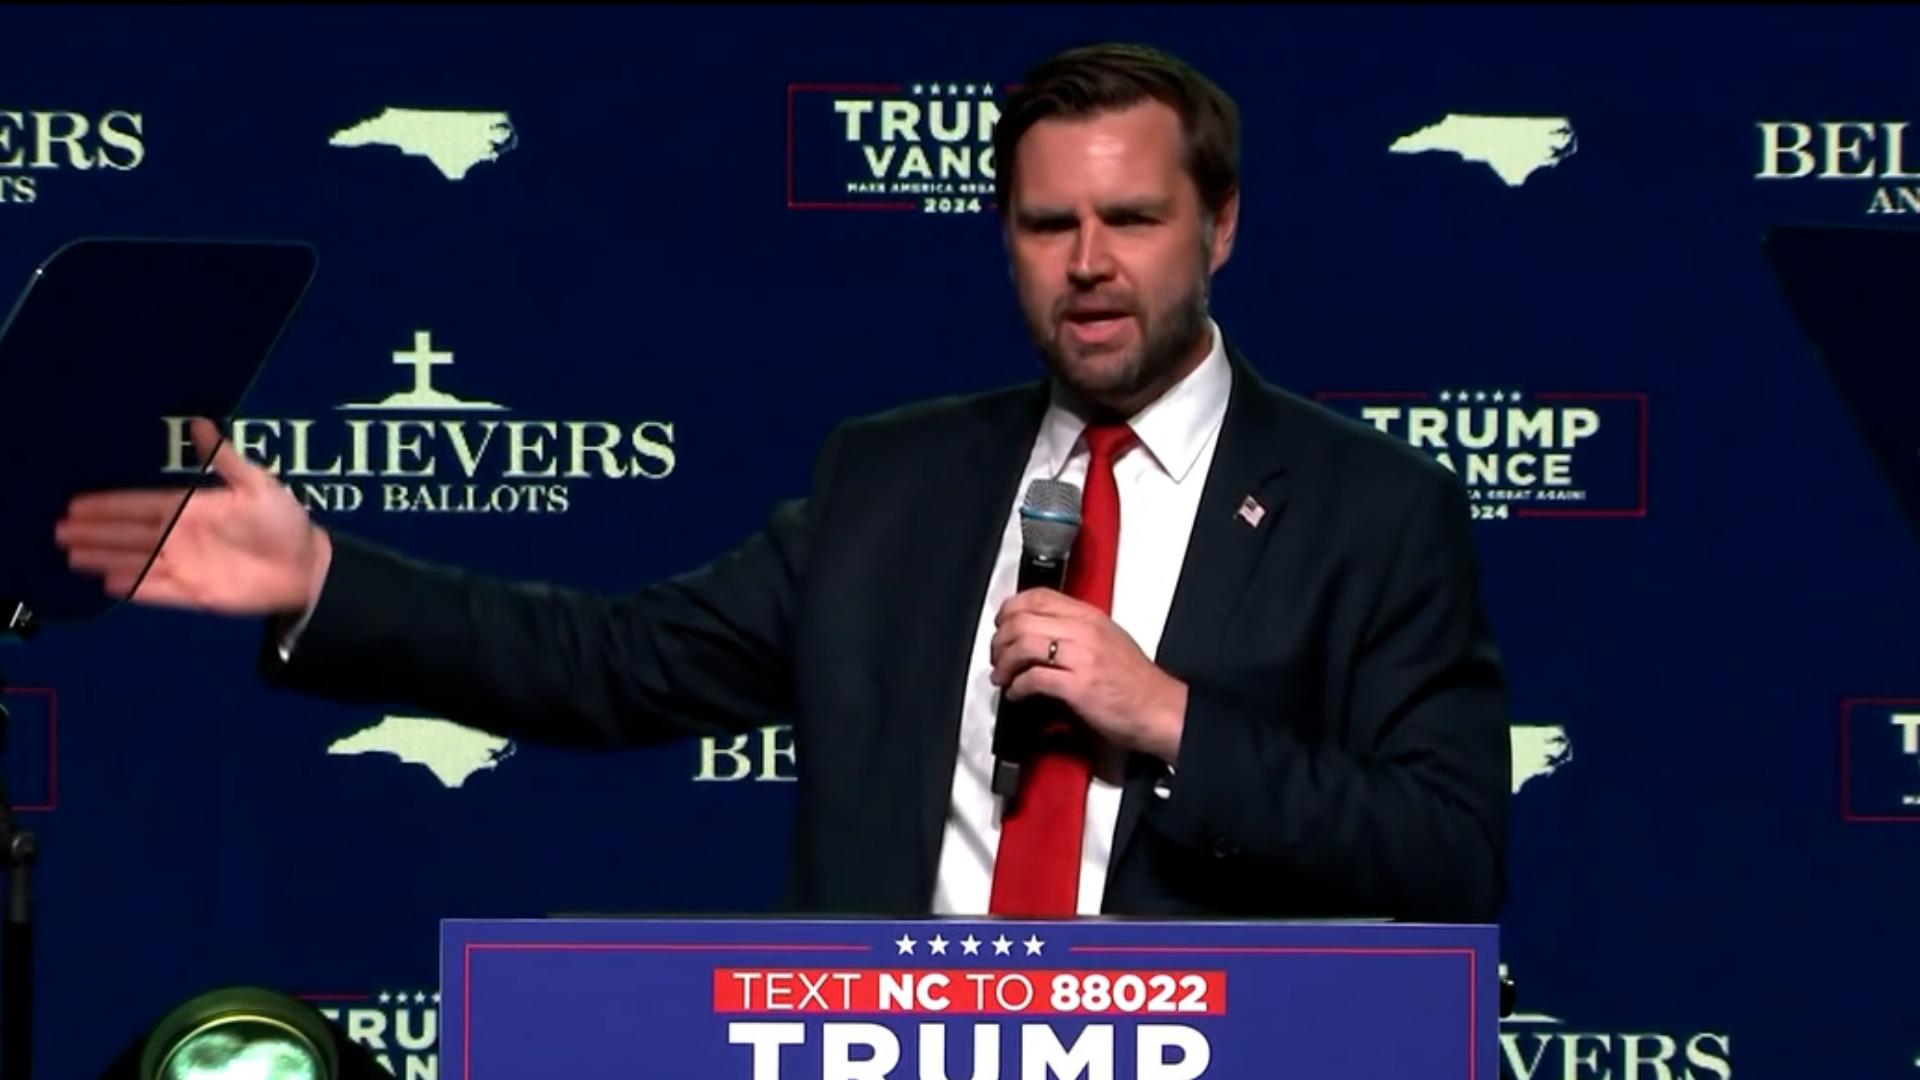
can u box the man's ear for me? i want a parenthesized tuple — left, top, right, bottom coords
(1208, 189, 1240, 274)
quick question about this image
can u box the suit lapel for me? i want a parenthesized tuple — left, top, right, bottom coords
(1105, 346, 1295, 895)
(912, 382, 1051, 894)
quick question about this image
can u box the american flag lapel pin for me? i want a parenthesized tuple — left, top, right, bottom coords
(1236, 493, 1266, 528)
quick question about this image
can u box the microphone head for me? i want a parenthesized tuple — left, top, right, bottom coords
(1019, 478, 1082, 560)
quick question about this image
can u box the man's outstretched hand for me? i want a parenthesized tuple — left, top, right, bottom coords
(53, 417, 331, 617)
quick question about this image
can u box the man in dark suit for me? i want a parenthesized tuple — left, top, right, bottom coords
(54, 42, 1510, 922)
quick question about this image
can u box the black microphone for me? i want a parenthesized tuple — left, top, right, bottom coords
(991, 478, 1082, 800)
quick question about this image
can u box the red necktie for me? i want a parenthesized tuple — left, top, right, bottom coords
(989, 422, 1138, 916)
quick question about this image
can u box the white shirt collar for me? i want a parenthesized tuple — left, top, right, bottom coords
(1034, 318, 1231, 483)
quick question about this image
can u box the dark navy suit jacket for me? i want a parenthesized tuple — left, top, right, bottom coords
(260, 339, 1512, 922)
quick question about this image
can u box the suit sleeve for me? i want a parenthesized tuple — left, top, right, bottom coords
(1144, 471, 1511, 922)
(254, 424, 846, 748)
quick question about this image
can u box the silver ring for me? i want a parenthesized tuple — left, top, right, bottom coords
(1047, 639, 1059, 666)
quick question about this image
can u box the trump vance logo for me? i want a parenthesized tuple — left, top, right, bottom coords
(788, 81, 1001, 215)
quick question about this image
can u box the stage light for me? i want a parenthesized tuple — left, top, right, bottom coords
(94, 987, 387, 1080)
(140, 988, 334, 1080)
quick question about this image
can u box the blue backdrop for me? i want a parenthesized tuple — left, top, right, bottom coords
(3, 5, 1915, 1077)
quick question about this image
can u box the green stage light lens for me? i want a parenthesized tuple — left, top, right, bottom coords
(136, 989, 340, 1080)
(153, 1018, 324, 1080)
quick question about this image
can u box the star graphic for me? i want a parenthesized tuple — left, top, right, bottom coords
(1023, 935, 1045, 956)
(1474, 391, 1488, 403)
(1457, 389, 1471, 401)
(911, 83, 924, 95)
(1492, 391, 1506, 403)
(432, 992, 441, 1004)
(414, 991, 427, 1005)
(896, 934, 917, 956)
(1510, 390, 1523, 401)
(992, 935, 1013, 956)
(928, 83, 942, 96)
(378, 992, 391, 1005)
(947, 83, 959, 95)
(1439, 390, 1452, 402)
(928, 935, 949, 956)
(964, 84, 977, 96)
(961, 935, 982, 956)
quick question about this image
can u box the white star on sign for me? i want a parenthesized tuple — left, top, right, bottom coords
(992, 935, 1013, 956)
(1492, 391, 1505, 403)
(1474, 391, 1488, 402)
(896, 934, 917, 955)
(1024, 935, 1045, 956)
(378, 992, 391, 1005)
(961, 935, 982, 956)
(1439, 390, 1452, 402)
(1511, 390, 1523, 401)
(415, 992, 427, 1005)
(928, 935, 949, 956)
(912, 84, 924, 95)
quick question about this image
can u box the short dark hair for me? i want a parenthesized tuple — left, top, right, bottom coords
(993, 42, 1241, 217)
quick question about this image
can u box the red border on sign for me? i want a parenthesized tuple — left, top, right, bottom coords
(462, 941, 873, 1080)
(787, 84, 915, 210)
(460, 940, 1478, 1079)
(1075, 945, 1478, 1079)
(1840, 697, 1920, 822)
(1311, 389, 1649, 519)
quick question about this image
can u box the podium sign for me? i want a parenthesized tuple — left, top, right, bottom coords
(441, 917, 1496, 1079)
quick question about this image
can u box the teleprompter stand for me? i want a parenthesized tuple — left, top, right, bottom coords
(0, 601, 36, 1080)
(0, 238, 317, 1080)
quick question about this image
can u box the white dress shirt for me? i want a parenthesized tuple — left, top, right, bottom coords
(931, 320, 1233, 915)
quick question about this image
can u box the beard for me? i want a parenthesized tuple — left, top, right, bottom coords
(1030, 272, 1212, 419)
